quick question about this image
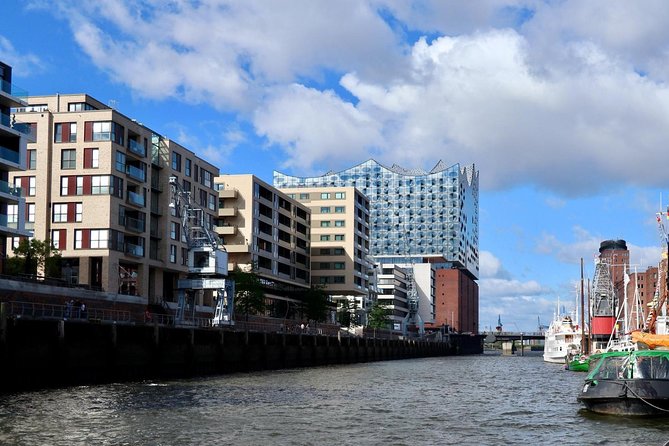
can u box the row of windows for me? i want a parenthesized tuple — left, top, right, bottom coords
(319, 234, 345, 241)
(319, 220, 345, 227)
(171, 152, 215, 190)
(319, 206, 345, 213)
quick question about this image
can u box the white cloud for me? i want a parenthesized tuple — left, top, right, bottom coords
(0, 35, 42, 76)
(40, 1, 669, 196)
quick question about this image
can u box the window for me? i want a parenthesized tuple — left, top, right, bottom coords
(171, 152, 181, 171)
(68, 102, 95, 111)
(170, 221, 179, 240)
(7, 204, 17, 226)
(335, 234, 345, 241)
(53, 203, 83, 223)
(90, 229, 109, 248)
(202, 170, 213, 188)
(27, 150, 36, 170)
(335, 192, 346, 199)
(170, 245, 177, 263)
(86, 121, 124, 145)
(75, 203, 83, 222)
(84, 148, 99, 168)
(185, 158, 191, 177)
(91, 176, 111, 195)
(27, 204, 35, 223)
(334, 262, 345, 270)
(334, 206, 345, 213)
(54, 123, 77, 143)
(74, 230, 83, 249)
(335, 220, 345, 227)
(28, 177, 36, 196)
(320, 221, 331, 227)
(320, 235, 330, 241)
(93, 122, 111, 140)
(53, 204, 68, 222)
(320, 206, 331, 213)
(333, 248, 345, 255)
(61, 149, 76, 169)
(51, 230, 63, 249)
(299, 193, 309, 200)
(115, 151, 126, 172)
(321, 192, 331, 199)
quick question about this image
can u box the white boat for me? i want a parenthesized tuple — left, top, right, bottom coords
(543, 314, 582, 364)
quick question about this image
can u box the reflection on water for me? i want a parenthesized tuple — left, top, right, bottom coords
(1, 352, 669, 445)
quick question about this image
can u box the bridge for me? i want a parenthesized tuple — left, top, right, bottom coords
(484, 332, 545, 356)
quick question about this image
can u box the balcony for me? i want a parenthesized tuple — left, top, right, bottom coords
(0, 79, 28, 106)
(218, 188, 237, 199)
(126, 190, 146, 207)
(127, 138, 146, 158)
(216, 224, 236, 236)
(126, 164, 146, 182)
(0, 144, 20, 167)
(122, 216, 146, 233)
(125, 242, 144, 257)
(224, 243, 250, 253)
(0, 179, 21, 199)
(218, 207, 236, 217)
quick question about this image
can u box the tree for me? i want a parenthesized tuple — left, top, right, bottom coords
(230, 265, 265, 319)
(337, 298, 355, 328)
(6, 238, 61, 277)
(300, 285, 329, 323)
(367, 302, 391, 330)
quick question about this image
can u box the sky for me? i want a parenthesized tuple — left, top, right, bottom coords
(3, 0, 669, 332)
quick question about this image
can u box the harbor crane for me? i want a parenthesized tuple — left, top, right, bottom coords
(169, 176, 234, 326)
(645, 209, 669, 333)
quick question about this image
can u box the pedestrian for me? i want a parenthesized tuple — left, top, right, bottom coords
(80, 303, 87, 319)
(65, 299, 72, 319)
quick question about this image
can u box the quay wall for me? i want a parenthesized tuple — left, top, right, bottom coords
(0, 317, 483, 392)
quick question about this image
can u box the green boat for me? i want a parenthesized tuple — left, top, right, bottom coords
(566, 353, 590, 372)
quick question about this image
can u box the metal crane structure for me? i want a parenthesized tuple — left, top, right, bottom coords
(169, 176, 234, 326)
(646, 210, 669, 333)
(401, 261, 424, 336)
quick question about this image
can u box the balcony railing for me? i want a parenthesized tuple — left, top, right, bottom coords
(123, 216, 146, 233)
(128, 138, 146, 157)
(0, 214, 18, 228)
(0, 144, 20, 165)
(0, 179, 20, 197)
(127, 190, 146, 207)
(125, 242, 144, 257)
(126, 164, 146, 182)
(1, 79, 28, 98)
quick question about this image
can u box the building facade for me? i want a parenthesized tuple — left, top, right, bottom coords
(215, 174, 312, 316)
(281, 186, 373, 322)
(0, 61, 32, 272)
(274, 159, 479, 331)
(10, 94, 220, 308)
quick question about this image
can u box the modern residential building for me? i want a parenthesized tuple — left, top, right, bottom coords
(10, 94, 220, 309)
(376, 263, 409, 330)
(281, 186, 373, 324)
(0, 61, 32, 273)
(274, 159, 479, 332)
(214, 174, 312, 317)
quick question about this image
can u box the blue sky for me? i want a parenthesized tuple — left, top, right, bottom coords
(3, 1, 669, 332)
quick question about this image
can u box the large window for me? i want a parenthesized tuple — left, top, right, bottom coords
(53, 204, 68, 222)
(54, 123, 77, 143)
(53, 203, 83, 223)
(185, 158, 191, 177)
(92, 176, 111, 195)
(86, 121, 124, 145)
(169, 244, 177, 263)
(320, 192, 330, 199)
(61, 149, 76, 169)
(90, 229, 109, 248)
(6, 204, 17, 227)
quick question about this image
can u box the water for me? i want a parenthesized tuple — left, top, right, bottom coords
(1, 352, 669, 445)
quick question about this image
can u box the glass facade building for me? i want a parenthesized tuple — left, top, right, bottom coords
(274, 159, 479, 279)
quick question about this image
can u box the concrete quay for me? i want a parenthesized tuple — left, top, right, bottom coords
(0, 316, 483, 392)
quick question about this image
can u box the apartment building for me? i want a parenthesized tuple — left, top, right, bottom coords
(281, 187, 373, 322)
(215, 174, 311, 315)
(0, 61, 32, 272)
(10, 94, 220, 307)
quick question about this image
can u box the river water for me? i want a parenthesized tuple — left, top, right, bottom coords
(1, 351, 669, 445)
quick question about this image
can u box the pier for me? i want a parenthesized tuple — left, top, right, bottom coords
(484, 331, 545, 356)
(0, 301, 484, 392)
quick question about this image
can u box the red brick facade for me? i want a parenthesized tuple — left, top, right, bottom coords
(431, 269, 479, 333)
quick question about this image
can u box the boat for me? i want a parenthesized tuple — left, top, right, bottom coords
(543, 312, 582, 364)
(566, 352, 589, 372)
(577, 350, 669, 415)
